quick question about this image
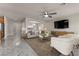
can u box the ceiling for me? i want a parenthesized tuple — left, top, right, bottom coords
(0, 3, 79, 21)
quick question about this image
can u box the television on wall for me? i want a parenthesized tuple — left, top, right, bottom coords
(54, 19, 69, 29)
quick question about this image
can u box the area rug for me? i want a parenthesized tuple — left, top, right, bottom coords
(25, 38, 61, 56)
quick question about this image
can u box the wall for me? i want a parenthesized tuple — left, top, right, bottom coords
(52, 13, 79, 33)
(26, 19, 52, 31)
(4, 17, 22, 47)
(24, 18, 53, 33)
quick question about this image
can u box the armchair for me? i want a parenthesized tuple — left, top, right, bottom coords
(39, 31, 49, 40)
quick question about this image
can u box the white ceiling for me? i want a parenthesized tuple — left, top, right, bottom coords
(0, 3, 79, 21)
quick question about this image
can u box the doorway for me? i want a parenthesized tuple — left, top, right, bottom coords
(0, 16, 4, 43)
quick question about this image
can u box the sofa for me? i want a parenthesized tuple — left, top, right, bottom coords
(50, 34, 79, 55)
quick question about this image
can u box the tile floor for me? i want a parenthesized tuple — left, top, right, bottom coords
(0, 39, 37, 56)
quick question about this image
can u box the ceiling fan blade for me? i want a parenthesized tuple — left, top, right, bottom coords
(44, 11, 48, 15)
(49, 12, 56, 15)
(48, 15, 52, 18)
(60, 3, 66, 5)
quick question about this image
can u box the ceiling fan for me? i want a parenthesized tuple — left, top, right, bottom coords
(43, 11, 57, 18)
(41, 3, 66, 18)
(41, 8, 57, 18)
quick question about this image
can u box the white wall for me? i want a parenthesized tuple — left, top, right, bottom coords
(20, 13, 79, 35)
(23, 18, 53, 33)
(4, 17, 22, 47)
(52, 13, 79, 33)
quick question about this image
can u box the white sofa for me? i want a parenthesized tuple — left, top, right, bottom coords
(50, 34, 79, 55)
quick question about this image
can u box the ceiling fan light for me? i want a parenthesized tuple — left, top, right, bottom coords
(44, 14, 48, 17)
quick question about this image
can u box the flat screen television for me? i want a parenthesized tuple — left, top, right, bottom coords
(54, 19, 69, 29)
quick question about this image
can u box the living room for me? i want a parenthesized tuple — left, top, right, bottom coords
(0, 3, 79, 56)
(20, 4, 79, 56)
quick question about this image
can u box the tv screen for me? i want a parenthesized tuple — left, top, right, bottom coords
(54, 20, 69, 29)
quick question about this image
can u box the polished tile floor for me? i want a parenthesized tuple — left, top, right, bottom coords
(0, 39, 37, 56)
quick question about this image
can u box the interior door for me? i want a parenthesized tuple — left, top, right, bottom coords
(0, 17, 4, 42)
